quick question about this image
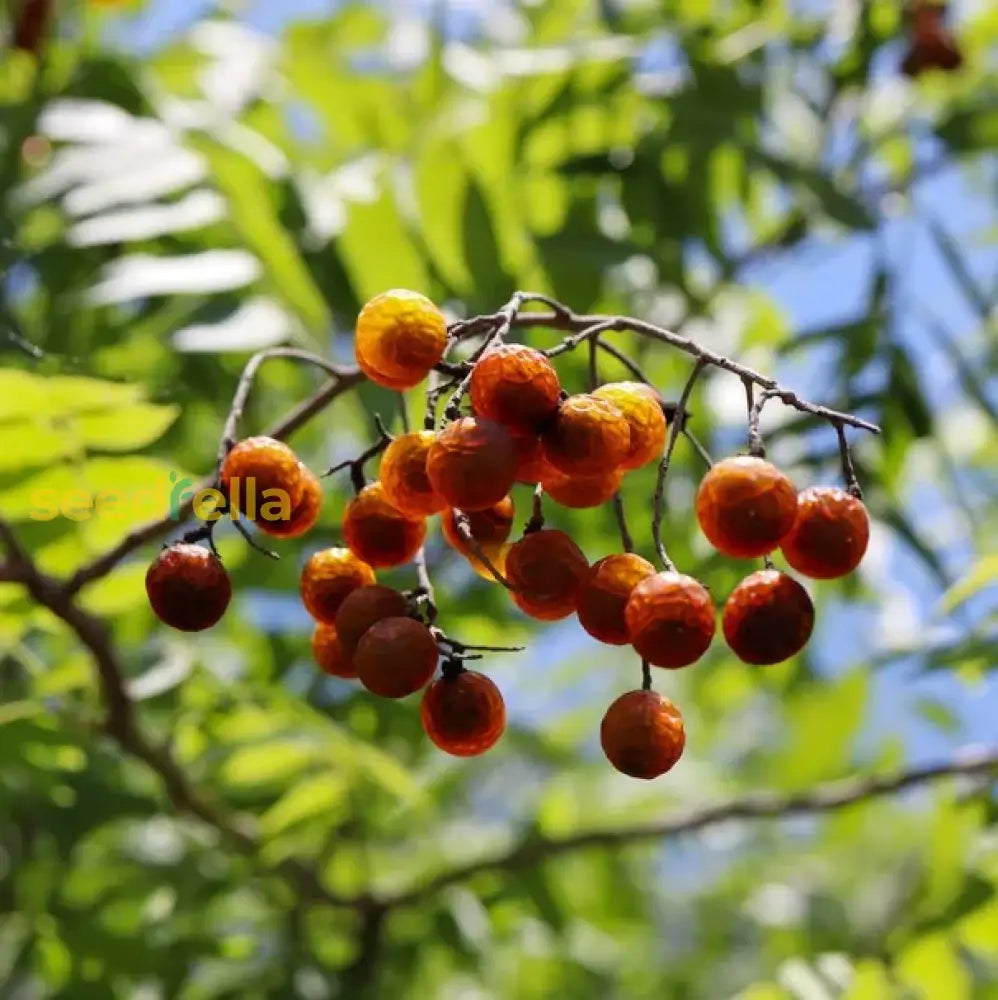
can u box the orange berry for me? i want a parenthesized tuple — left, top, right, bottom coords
(256, 463, 323, 538)
(145, 543, 231, 632)
(379, 431, 446, 518)
(600, 690, 685, 779)
(426, 417, 518, 512)
(300, 547, 376, 624)
(333, 584, 408, 659)
(513, 434, 557, 484)
(780, 487, 870, 580)
(541, 465, 624, 509)
(221, 436, 304, 514)
(695, 456, 798, 559)
(723, 570, 814, 665)
(421, 670, 506, 757)
(469, 344, 562, 435)
(576, 553, 656, 645)
(542, 394, 630, 476)
(355, 617, 438, 698)
(592, 382, 667, 470)
(440, 496, 515, 555)
(311, 623, 356, 679)
(506, 529, 589, 621)
(624, 572, 716, 668)
(354, 289, 447, 389)
(342, 481, 427, 569)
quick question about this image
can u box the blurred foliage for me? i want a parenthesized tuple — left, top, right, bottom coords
(0, 0, 996, 997)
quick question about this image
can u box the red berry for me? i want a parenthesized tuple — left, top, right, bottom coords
(624, 572, 716, 668)
(780, 486, 870, 580)
(342, 481, 427, 569)
(592, 382, 668, 470)
(354, 617, 438, 699)
(426, 417, 518, 512)
(256, 463, 323, 538)
(723, 570, 814, 665)
(379, 431, 446, 519)
(600, 690, 685, 779)
(311, 623, 356, 679)
(333, 585, 408, 659)
(421, 670, 506, 757)
(300, 547, 376, 624)
(469, 344, 562, 435)
(506, 529, 589, 621)
(576, 553, 656, 645)
(221, 436, 304, 515)
(146, 543, 231, 632)
(440, 496, 514, 555)
(541, 466, 624, 509)
(542, 394, 631, 476)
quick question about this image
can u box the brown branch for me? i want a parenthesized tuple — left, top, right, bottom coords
(379, 744, 998, 909)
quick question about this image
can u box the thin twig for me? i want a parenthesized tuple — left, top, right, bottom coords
(612, 493, 635, 553)
(641, 659, 652, 691)
(683, 428, 714, 468)
(323, 414, 393, 493)
(835, 422, 863, 499)
(454, 512, 514, 589)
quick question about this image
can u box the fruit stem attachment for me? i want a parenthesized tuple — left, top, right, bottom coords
(322, 414, 394, 493)
(453, 512, 515, 589)
(523, 485, 545, 535)
(433, 630, 525, 658)
(641, 659, 652, 692)
(834, 421, 864, 500)
(232, 519, 280, 561)
(744, 378, 773, 459)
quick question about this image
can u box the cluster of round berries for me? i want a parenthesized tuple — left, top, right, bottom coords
(145, 288, 871, 779)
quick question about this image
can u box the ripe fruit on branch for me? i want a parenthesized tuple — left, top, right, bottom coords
(334, 584, 408, 659)
(695, 456, 797, 558)
(221, 436, 304, 514)
(300, 547, 376, 624)
(577, 553, 655, 645)
(354, 289, 447, 389)
(311, 623, 356, 679)
(506, 529, 589, 621)
(600, 690, 685, 779)
(723, 570, 814, 666)
(421, 669, 506, 756)
(901, 2, 963, 76)
(625, 572, 716, 668)
(513, 435, 556, 484)
(342, 481, 427, 569)
(256, 463, 323, 538)
(426, 417, 518, 511)
(441, 496, 515, 555)
(542, 394, 631, 476)
(541, 466, 623, 509)
(780, 487, 869, 580)
(355, 617, 438, 698)
(379, 431, 446, 518)
(469, 344, 562, 435)
(592, 382, 667, 470)
(146, 543, 231, 632)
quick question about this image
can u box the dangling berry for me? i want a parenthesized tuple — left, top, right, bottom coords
(513, 434, 557, 484)
(421, 669, 506, 757)
(300, 547, 376, 624)
(542, 394, 631, 476)
(256, 463, 323, 538)
(592, 382, 668, 470)
(723, 570, 814, 666)
(426, 417, 518, 512)
(333, 585, 408, 659)
(440, 496, 514, 555)
(469, 344, 562, 435)
(342, 481, 427, 569)
(901, 2, 963, 76)
(379, 431, 446, 519)
(146, 543, 231, 632)
(506, 529, 589, 621)
(624, 572, 716, 668)
(780, 486, 870, 579)
(600, 690, 685, 779)
(541, 466, 624, 509)
(354, 617, 438, 698)
(221, 436, 304, 514)
(311, 623, 356, 679)
(695, 456, 797, 559)
(354, 289, 448, 389)
(576, 553, 656, 645)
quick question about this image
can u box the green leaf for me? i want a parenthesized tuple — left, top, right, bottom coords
(259, 772, 348, 838)
(896, 933, 971, 1000)
(221, 742, 315, 791)
(926, 217, 991, 319)
(73, 402, 179, 452)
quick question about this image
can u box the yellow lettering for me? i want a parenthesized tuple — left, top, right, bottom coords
(93, 489, 121, 519)
(260, 489, 292, 522)
(61, 489, 93, 522)
(193, 488, 225, 522)
(29, 489, 60, 521)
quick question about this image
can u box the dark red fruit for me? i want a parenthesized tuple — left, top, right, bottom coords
(146, 543, 231, 632)
(600, 690, 685, 779)
(576, 553, 656, 645)
(354, 617, 438, 699)
(421, 670, 506, 757)
(333, 585, 408, 659)
(624, 572, 716, 668)
(722, 570, 814, 666)
(469, 344, 562, 435)
(780, 486, 870, 579)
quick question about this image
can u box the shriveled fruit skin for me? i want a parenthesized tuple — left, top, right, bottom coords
(221, 436, 304, 513)
(354, 617, 438, 699)
(257, 464, 323, 538)
(780, 486, 869, 579)
(542, 394, 631, 476)
(354, 289, 447, 389)
(146, 544, 231, 632)
(421, 670, 506, 756)
(723, 570, 814, 665)
(380, 431, 446, 518)
(440, 496, 514, 555)
(593, 382, 668, 470)
(695, 456, 797, 558)
(426, 417, 518, 512)
(469, 344, 562, 435)
(576, 553, 656, 645)
(625, 572, 716, 668)
(506, 529, 589, 621)
(600, 690, 685, 779)
(342, 481, 426, 569)
(513, 435, 557, 484)
(311, 623, 356, 679)
(541, 466, 623, 509)
(334, 585, 408, 658)
(300, 547, 376, 624)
